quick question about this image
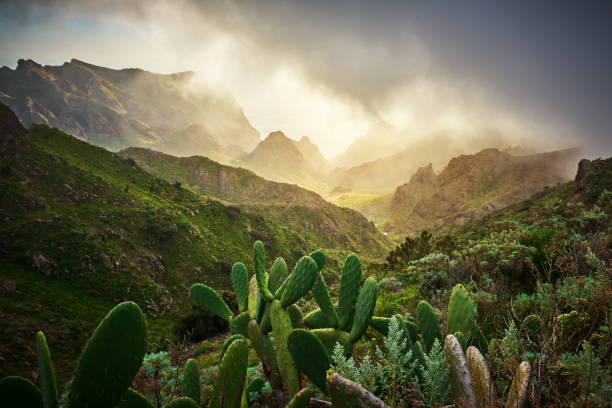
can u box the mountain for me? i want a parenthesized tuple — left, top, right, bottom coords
(119, 147, 389, 256)
(329, 129, 532, 193)
(384, 147, 581, 238)
(0, 58, 260, 156)
(239, 131, 329, 192)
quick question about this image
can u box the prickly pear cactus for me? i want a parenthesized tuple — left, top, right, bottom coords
(254, 240, 275, 302)
(285, 388, 316, 408)
(118, 388, 154, 408)
(230, 311, 251, 337)
(287, 303, 304, 328)
(220, 335, 246, 363)
(417, 300, 442, 353)
(67, 301, 147, 408)
(269, 257, 289, 293)
(311, 272, 339, 329)
(247, 320, 282, 389)
(270, 300, 299, 397)
(231, 262, 248, 313)
(466, 346, 493, 408)
(327, 372, 388, 408)
(210, 338, 249, 408)
(312, 328, 352, 357)
(369, 316, 391, 335)
(248, 275, 259, 319)
(165, 397, 199, 408)
(0, 376, 42, 408)
(36, 331, 58, 408)
(190, 284, 233, 322)
(447, 284, 478, 348)
(182, 359, 200, 404)
(444, 334, 476, 408)
(280, 256, 318, 307)
(506, 361, 531, 408)
(287, 329, 332, 394)
(349, 277, 378, 343)
(304, 308, 330, 329)
(337, 254, 362, 331)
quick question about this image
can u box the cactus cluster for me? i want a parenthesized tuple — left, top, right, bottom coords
(444, 334, 531, 408)
(190, 240, 382, 406)
(0, 301, 150, 408)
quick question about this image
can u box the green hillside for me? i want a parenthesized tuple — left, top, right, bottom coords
(119, 147, 390, 257)
(0, 104, 312, 380)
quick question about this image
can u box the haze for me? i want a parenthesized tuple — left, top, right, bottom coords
(1, 0, 610, 159)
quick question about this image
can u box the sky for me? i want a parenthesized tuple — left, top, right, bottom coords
(0, 0, 611, 158)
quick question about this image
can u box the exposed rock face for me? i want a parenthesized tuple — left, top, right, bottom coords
(386, 147, 581, 237)
(0, 58, 260, 154)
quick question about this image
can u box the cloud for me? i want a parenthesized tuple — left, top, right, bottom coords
(1, 0, 610, 158)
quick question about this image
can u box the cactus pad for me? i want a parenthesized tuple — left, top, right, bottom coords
(182, 359, 200, 404)
(165, 397, 199, 408)
(288, 329, 332, 394)
(67, 301, 147, 408)
(254, 240, 275, 302)
(304, 308, 331, 329)
(417, 300, 442, 353)
(327, 372, 388, 408)
(230, 311, 251, 337)
(286, 388, 316, 408)
(248, 274, 260, 319)
(0, 376, 42, 408)
(270, 300, 299, 397)
(522, 314, 542, 340)
(269, 257, 289, 293)
(287, 304, 304, 328)
(466, 346, 493, 408)
(312, 328, 352, 357)
(210, 338, 249, 408)
(444, 334, 476, 408)
(309, 250, 326, 271)
(337, 254, 362, 331)
(447, 284, 477, 348)
(118, 389, 155, 408)
(369, 316, 390, 335)
(36, 331, 58, 408)
(248, 320, 282, 389)
(311, 271, 339, 328)
(507, 361, 531, 408)
(190, 284, 233, 322)
(219, 334, 246, 363)
(280, 256, 318, 307)
(231, 262, 248, 313)
(349, 277, 378, 343)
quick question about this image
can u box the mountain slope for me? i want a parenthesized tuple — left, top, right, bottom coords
(0, 58, 260, 155)
(385, 147, 581, 238)
(239, 131, 329, 192)
(119, 147, 389, 256)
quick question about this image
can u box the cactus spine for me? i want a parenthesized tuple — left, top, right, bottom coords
(67, 301, 147, 408)
(349, 277, 378, 343)
(231, 262, 248, 313)
(36, 331, 58, 408)
(210, 338, 249, 408)
(182, 359, 200, 404)
(417, 300, 442, 353)
(337, 254, 362, 331)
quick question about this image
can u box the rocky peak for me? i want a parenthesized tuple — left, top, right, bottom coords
(410, 163, 435, 184)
